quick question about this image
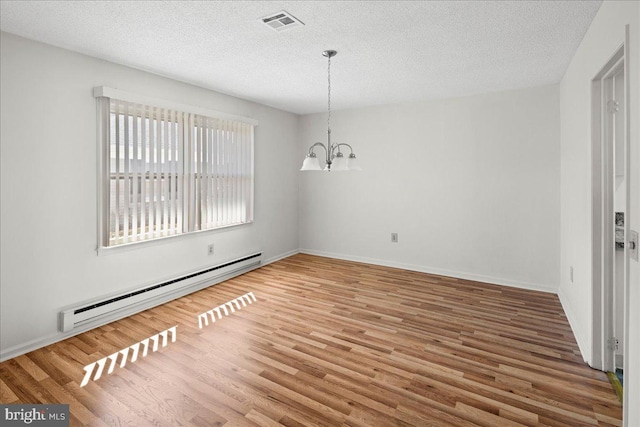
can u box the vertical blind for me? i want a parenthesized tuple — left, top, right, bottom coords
(98, 96, 254, 247)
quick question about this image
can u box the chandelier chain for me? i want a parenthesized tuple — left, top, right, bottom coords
(327, 53, 331, 132)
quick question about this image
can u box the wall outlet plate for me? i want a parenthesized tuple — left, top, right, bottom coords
(208, 244, 215, 255)
(391, 233, 398, 243)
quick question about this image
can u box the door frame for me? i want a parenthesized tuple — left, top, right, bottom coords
(590, 25, 630, 419)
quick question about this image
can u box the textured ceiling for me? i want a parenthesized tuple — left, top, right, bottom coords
(0, 1, 601, 114)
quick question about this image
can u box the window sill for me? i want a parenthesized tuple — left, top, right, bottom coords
(96, 221, 253, 256)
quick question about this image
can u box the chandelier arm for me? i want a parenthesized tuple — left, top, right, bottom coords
(308, 142, 327, 155)
(309, 142, 331, 165)
(334, 143, 355, 155)
(329, 143, 343, 159)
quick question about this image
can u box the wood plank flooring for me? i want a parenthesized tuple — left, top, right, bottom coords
(0, 254, 622, 426)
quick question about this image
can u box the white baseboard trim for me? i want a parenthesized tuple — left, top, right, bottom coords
(0, 331, 68, 364)
(557, 287, 590, 364)
(263, 249, 300, 266)
(299, 248, 558, 294)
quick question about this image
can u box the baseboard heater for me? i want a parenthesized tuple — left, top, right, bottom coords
(59, 252, 262, 333)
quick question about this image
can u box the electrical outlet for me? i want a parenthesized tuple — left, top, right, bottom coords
(391, 233, 398, 243)
(630, 230, 638, 261)
(570, 266, 574, 283)
(207, 244, 214, 255)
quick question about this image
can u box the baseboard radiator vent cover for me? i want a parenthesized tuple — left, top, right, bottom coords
(59, 252, 262, 332)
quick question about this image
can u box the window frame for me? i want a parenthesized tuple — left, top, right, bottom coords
(95, 86, 258, 254)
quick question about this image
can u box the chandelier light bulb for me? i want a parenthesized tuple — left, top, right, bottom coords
(300, 154, 322, 171)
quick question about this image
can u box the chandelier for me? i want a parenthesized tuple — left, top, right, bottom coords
(300, 50, 361, 172)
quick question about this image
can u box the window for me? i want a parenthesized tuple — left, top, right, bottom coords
(96, 87, 255, 249)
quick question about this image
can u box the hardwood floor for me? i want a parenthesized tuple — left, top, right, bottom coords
(0, 254, 622, 426)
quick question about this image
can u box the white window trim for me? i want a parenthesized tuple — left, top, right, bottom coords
(95, 87, 257, 255)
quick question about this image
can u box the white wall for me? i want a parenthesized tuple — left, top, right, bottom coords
(299, 85, 560, 293)
(558, 1, 639, 425)
(0, 32, 299, 358)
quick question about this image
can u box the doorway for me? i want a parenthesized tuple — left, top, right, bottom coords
(590, 30, 630, 414)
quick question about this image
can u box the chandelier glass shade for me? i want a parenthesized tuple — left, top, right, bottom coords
(300, 50, 361, 172)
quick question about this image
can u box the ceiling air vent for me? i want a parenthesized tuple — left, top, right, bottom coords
(261, 10, 304, 32)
